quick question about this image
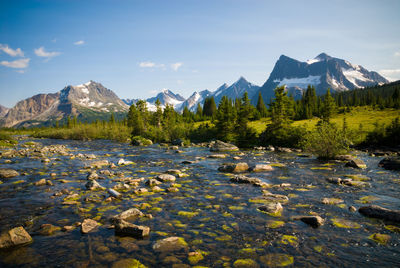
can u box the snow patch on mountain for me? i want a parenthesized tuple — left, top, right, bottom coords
(274, 75, 321, 88)
(342, 68, 372, 87)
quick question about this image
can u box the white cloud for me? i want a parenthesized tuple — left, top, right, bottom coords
(139, 61, 165, 68)
(171, 62, 183, 71)
(74, 40, 85, 45)
(395, 51, 400, 57)
(34, 46, 60, 59)
(0, 44, 24, 57)
(0, 58, 30, 68)
(379, 69, 400, 81)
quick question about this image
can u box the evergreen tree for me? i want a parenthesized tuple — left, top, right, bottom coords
(203, 97, 217, 117)
(182, 106, 193, 122)
(320, 89, 336, 122)
(256, 91, 268, 117)
(153, 99, 163, 127)
(110, 113, 116, 124)
(236, 92, 257, 147)
(129, 103, 145, 136)
(195, 103, 203, 120)
(215, 96, 236, 141)
(269, 86, 292, 128)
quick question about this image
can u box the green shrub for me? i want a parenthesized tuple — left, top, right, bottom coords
(261, 125, 306, 148)
(301, 121, 350, 159)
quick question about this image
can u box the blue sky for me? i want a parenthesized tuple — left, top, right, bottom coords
(1, 0, 400, 107)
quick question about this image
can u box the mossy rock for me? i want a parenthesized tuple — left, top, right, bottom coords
(266, 220, 285, 229)
(279, 235, 298, 246)
(356, 195, 380, 204)
(369, 233, 390, 245)
(385, 225, 400, 233)
(111, 258, 147, 268)
(216, 235, 232, 241)
(233, 258, 259, 268)
(178, 211, 199, 218)
(188, 251, 204, 265)
(153, 237, 188, 253)
(260, 253, 294, 267)
(331, 218, 360, 229)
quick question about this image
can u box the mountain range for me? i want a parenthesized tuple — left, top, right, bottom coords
(0, 53, 391, 127)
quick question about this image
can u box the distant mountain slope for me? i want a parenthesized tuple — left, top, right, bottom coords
(0, 81, 128, 128)
(213, 77, 260, 105)
(255, 53, 389, 104)
(0, 105, 9, 117)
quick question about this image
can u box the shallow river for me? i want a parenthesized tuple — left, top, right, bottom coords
(0, 138, 399, 267)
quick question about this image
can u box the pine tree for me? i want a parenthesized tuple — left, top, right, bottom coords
(110, 113, 116, 124)
(256, 91, 268, 117)
(215, 96, 236, 141)
(203, 97, 217, 117)
(320, 89, 336, 122)
(195, 103, 203, 120)
(269, 86, 292, 128)
(153, 99, 163, 127)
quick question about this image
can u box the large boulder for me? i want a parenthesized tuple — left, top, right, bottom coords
(345, 159, 367, 169)
(0, 227, 33, 249)
(210, 140, 239, 152)
(359, 205, 400, 223)
(230, 175, 261, 185)
(153, 237, 188, 253)
(0, 168, 19, 178)
(171, 139, 184, 146)
(114, 219, 150, 238)
(258, 202, 283, 216)
(131, 137, 153, 146)
(218, 163, 249, 173)
(110, 208, 144, 224)
(379, 157, 400, 170)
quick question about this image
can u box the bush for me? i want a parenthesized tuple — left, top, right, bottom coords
(260, 125, 306, 148)
(363, 117, 400, 146)
(301, 121, 350, 159)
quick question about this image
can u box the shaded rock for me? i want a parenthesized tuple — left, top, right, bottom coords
(345, 158, 367, 169)
(132, 137, 153, 146)
(335, 155, 354, 161)
(379, 157, 400, 170)
(172, 139, 184, 146)
(181, 160, 195, 164)
(359, 205, 400, 223)
(0, 227, 32, 249)
(108, 188, 121, 198)
(233, 258, 259, 268)
(81, 219, 99, 234)
(210, 140, 239, 152)
(299, 216, 324, 228)
(114, 219, 150, 238)
(250, 164, 273, 172)
(218, 162, 249, 173)
(230, 175, 261, 184)
(156, 174, 176, 183)
(153, 237, 188, 253)
(0, 168, 19, 178)
(85, 180, 105, 190)
(167, 187, 179, 193)
(110, 208, 144, 224)
(258, 202, 283, 216)
(343, 180, 370, 188)
(349, 206, 357, 212)
(326, 177, 342, 184)
(276, 147, 292, 153)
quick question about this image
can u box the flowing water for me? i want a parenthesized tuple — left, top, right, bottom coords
(0, 138, 399, 267)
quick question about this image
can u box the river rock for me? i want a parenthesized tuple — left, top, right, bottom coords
(34, 178, 47, 186)
(90, 160, 109, 169)
(250, 164, 273, 172)
(114, 219, 150, 238)
(276, 147, 292, 153)
(153, 236, 188, 253)
(110, 208, 144, 224)
(299, 216, 324, 228)
(166, 169, 181, 175)
(209, 154, 227, 159)
(0, 227, 33, 249)
(146, 178, 162, 187)
(258, 202, 283, 215)
(322, 197, 343, 205)
(230, 175, 261, 185)
(210, 140, 239, 152)
(81, 219, 99, 234)
(172, 139, 184, 146)
(379, 157, 400, 170)
(326, 177, 342, 184)
(85, 180, 105, 190)
(118, 159, 134, 165)
(335, 155, 354, 161)
(156, 174, 176, 183)
(218, 162, 249, 173)
(39, 224, 61, 236)
(359, 205, 400, 223)
(262, 192, 289, 203)
(131, 137, 153, 146)
(345, 159, 367, 169)
(108, 188, 121, 198)
(0, 168, 19, 178)
(87, 171, 98, 180)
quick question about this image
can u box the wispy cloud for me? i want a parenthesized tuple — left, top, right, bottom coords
(74, 40, 85, 45)
(0, 58, 30, 68)
(0, 44, 24, 57)
(171, 62, 183, 71)
(34, 46, 60, 59)
(139, 61, 165, 68)
(395, 51, 400, 57)
(379, 69, 400, 81)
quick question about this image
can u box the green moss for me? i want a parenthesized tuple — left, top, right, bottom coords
(260, 254, 294, 267)
(369, 233, 390, 245)
(266, 220, 285, 229)
(331, 218, 361, 229)
(229, 206, 244, 210)
(356, 195, 380, 204)
(191, 239, 203, 245)
(216, 235, 232, 241)
(233, 258, 259, 268)
(222, 224, 233, 232)
(155, 231, 168, 236)
(204, 195, 215, 199)
(313, 245, 323, 253)
(385, 225, 400, 233)
(178, 211, 199, 218)
(111, 258, 147, 268)
(151, 207, 162, 212)
(222, 212, 234, 217)
(188, 251, 204, 265)
(280, 235, 298, 246)
(12, 180, 25, 184)
(344, 174, 370, 181)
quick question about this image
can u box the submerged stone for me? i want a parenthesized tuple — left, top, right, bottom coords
(249, 164, 273, 172)
(299, 216, 324, 228)
(156, 174, 176, 183)
(266, 220, 285, 229)
(81, 219, 99, 234)
(111, 258, 147, 268)
(322, 197, 343, 205)
(219, 163, 249, 173)
(233, 258, 259, 268)
(369, 233, 390, 245)
(230, 175, 261, 185)
(85, 179, 105, 190)
(258, 202, 283, 217)
(110, 208, 144, 224)
(153, 236, 188, 253)
(39, 224, 61, 236)
(0, 168, 19, 178)
(379, 157, 400, 170)
(114, 219, 150, 238)
(260, 253, 294, 267)
(188, 251, 204, 265)
(345, 158, 367, 169)
(331, 218, 360, 229)
(359, 205, 400, 223)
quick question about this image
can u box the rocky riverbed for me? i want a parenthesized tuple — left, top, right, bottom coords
(0, 137, 399, 267)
